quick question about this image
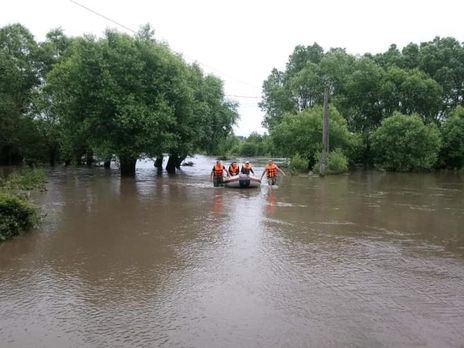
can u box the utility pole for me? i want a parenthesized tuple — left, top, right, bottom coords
(320, 86, 330, 176)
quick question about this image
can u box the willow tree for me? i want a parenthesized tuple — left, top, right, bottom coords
(46, 29, 192, 175)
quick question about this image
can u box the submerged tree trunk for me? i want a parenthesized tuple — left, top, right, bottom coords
(64, 159, 71, 167)
(166, 154, 179, 174)
(104, 160, 111, 169)
(86, 150, 93, 167)
(176, 155, 187, 169)
(49, 145, 58, 167)
(120, 157, 137, 176)
(154, 155, 163, 169)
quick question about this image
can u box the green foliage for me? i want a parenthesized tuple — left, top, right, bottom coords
(0, 192, 38, 241)
(1, 168, 46, 192)
(0, 24, 42, 165)
(0, 169, 44, 241)
(44, 28, 237, 173)
(440, 106, 464, 168)
(313, 148, 349, 175)
(372, 113, 442, 171)
(289, 153, 308, 174)
(234, 133, 274, 157)
(0, 23, 237, 171)
(271, 105, 355, 166)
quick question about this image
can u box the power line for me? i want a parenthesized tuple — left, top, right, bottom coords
(68, 0, 260, 90)
(69, 0, 136, 34)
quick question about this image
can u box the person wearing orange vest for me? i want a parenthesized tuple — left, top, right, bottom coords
(261, 159, 286, 185)
(241, 161, 255, 175)
(210, 160, 228, 187)
(228, 161, 240, 176)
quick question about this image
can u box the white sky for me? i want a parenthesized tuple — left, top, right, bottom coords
(2, 0, 464, 136)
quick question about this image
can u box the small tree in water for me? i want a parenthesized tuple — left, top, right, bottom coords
(372, 113, 441, 171)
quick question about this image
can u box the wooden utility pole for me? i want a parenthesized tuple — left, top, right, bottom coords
(320, 86, 330, 176)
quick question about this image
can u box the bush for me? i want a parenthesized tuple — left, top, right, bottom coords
(313, 148, 349, 175)
(271, 105, 356, 162)
(289, 153, 308, 174)
(372, 113, 441, 171)
(440, 106, 464, 169)
(0, 192, 38, 241)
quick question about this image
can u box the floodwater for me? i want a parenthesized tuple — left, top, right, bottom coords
(1, 156, 464, 347)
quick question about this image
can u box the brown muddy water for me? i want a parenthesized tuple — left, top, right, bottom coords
(1, 156, 464, 347)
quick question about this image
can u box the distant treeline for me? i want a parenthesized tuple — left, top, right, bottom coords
(256, 39, 464, 172)
(0, 24, 238, 175)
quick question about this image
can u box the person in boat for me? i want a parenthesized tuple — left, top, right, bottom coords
(228, 161, 240, 176)
(211, 160, 228, 187)
(241, 161, 255, 175)
(261, 159, 286, 185)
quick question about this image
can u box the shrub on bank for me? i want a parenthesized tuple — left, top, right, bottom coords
(0, 192, 38, 241)
(313, 148, 349, 175)
(0, 168, 45, 242)
(289, 153, 308, 174)
(372, 113, 441, 171)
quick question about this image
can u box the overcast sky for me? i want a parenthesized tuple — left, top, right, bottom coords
(2, 0, 464, 135)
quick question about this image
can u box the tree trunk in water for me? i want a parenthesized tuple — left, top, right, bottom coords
(175, 155, 187, 169)
(319, 87, 330, 176)
(166, 155, 178, 174)
(64, 159, 71, 167)
(120, 157, 137, 176)
(86, 150, 93, 167)
(154, 155, 163, 169)
(49, 146, 58, 167)
(104, 160, 111, 169)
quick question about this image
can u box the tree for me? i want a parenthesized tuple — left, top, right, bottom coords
(188, 65, 238, 156)
(379, 66, 443, 123)
(46, 30, 186, 175)
(372, 113, 441, 171)
(271, 105, 355, 169)
(0, 24, 41, 165)
(439, 106, 464, 169)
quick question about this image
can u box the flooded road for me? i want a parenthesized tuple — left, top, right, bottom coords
(1, 156, 464, 347)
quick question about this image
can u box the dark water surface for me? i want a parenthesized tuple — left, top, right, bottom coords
(1, 156, 464, 347)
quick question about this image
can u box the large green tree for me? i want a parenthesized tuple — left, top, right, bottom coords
(0, 24, 41, 165)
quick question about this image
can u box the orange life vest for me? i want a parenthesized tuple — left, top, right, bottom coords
(242, 163, 252, 174)
(213, 164, 224, 177)
(266, 163, 277, 178)
(229, 164, 239, 176)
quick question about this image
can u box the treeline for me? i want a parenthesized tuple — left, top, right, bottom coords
(0, 24, 238, 175)
(216, 132, 275, 157)
(259, 39, 464, 172)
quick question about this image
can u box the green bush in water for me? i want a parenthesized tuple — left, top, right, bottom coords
(372, 113, 441, 171)
(0, 192, 38, 241)
(313, 148, 349, 175)
(439, 106, 464, 169)
(289, 153, 308, 174)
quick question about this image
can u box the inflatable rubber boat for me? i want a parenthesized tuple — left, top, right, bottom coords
(224, 174, 261, 188)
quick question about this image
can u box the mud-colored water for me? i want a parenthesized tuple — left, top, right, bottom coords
(1, 156, 464, 347)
